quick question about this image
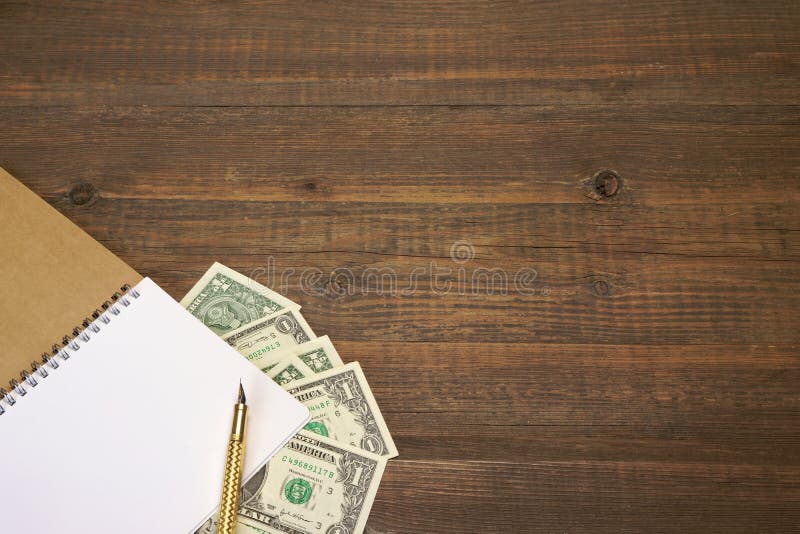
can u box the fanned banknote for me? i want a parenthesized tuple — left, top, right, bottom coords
(223, 309, 316, 365)
(194, 432, 387, 534)
(291, 336, 344, 373)
(180, 262, 299, 335)
(287, 362, 398, 458)
(238, 333, 342, 375)
(258, 336, 344, 379)
(266, 337, 345, 385)
(268, 355, 316, 385)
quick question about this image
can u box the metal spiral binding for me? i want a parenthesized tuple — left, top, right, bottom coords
(0, 283, 141, 415)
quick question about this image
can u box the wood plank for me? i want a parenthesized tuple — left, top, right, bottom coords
(19, 194, 795, 344)
(0, 105, 798, 205)
(48, 200, 797, 260)
(368, 460, 800, 533)
(345, 342, 800, 466)
(0, 1, 798, 106)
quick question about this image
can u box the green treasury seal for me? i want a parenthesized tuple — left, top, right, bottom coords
(284, 478, 313, 504)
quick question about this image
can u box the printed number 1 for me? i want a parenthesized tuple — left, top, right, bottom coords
(349, 465, 364, 486)
(341, 382, 356, 401)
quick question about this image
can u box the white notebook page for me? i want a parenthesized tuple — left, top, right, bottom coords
(0, 277, 309, 533)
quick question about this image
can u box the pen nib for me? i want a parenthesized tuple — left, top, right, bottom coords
(238, 381, 246, 404)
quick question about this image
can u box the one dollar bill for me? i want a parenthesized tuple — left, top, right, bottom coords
(260, 336, 344, 381)
(286, 335, 344, 373)
(194, 432, 387, 534)
(223, 308, 316, 365)
(267, 335, 345, 385)
(246, 335, 341, 375)
(287, 362, 398, 458)
(268, 355, 316, 385)
(180, 262, 299, 336)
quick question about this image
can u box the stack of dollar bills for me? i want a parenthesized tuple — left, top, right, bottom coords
(181, 263, 398, 534)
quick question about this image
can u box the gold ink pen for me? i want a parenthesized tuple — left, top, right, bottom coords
(216, 382, 248, 534)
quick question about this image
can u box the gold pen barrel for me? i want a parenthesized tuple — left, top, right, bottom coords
(230, 404, 247, 440)
(217, 403, 248, 534)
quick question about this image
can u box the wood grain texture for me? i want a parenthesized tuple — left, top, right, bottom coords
(0, 1, 798, 106)
(1, 106, 799, 205)
(1, 1, 798, 532)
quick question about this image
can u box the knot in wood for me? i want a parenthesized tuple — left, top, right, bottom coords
(68, 182, 98, 206)
(593, 170, 620, 198)
(593, 279, 611, 296)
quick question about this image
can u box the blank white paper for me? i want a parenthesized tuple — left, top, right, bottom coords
(0, 277, 309, 533)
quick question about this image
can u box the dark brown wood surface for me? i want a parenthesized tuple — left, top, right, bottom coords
(1, 1, 798, 532)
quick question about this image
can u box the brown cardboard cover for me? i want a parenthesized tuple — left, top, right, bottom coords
(0, 168, 141, 388)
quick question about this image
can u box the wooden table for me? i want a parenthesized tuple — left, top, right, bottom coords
(1, 2, 798, 532)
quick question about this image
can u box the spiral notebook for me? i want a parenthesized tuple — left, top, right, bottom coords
(0, 168, 310, 533)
